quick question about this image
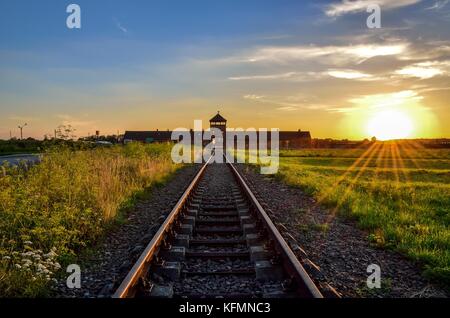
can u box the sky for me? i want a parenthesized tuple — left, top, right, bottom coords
(1, 0, 450, 140)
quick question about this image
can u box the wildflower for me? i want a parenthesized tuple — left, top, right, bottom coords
(44, 251, 57, 259)
(14, 264, 22, 269)
(2, 256, 11, 261)
(23, 241, 32, 245)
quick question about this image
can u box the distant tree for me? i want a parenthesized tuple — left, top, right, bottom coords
(56, 125, 77, 140)
(371, 136, 377, 142)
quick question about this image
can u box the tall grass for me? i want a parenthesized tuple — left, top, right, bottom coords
(0, 143, 178, 297)
(272, 146, 450, 287)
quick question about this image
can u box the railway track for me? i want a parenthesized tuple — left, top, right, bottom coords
(113, 159, 323, 298)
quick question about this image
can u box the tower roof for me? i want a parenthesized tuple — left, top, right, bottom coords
(209, 111, 227, 123)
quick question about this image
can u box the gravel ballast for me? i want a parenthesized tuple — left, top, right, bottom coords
(235, 164, 448, 298)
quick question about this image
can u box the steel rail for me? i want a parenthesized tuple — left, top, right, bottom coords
(226, 159, 323, 298)
(113, 156, 323, 298)
(112, 157, 212, 298)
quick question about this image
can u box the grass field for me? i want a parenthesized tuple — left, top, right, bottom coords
(0, 143, 178, 297)
(274, 142, 450, 286)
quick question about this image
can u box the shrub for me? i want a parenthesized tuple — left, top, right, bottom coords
(0, 143, 178, 297)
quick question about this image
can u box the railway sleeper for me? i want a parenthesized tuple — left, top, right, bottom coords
(138, 283, 174, 298)
(201, 205, 237, 211)
(186, 209, 198, 218)
(153, 261, 182, 281)
(249, 245, 271, 262)
(159, 246, 186, 262)
(173, 234, 190, 248)
(177, 224, 193, 236)
(195, 227, 242, 235)
(243, 223, 257, 235)
(189, 238, 247, 246)
(182, 268, 255, 276)
(197, 211, 239, 217)
(246, 233, 263, 245)
(185, 251, 250, 259)
(254, 260, 285, 282)
(195, 218, 240, 226)
(182, 216, 196, 227)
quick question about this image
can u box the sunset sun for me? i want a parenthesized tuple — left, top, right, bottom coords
(367, 110, 414, 140)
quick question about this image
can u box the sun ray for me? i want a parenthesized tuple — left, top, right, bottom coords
(401, 140, 422, 169)
(392, 141, 410, 183)
(324, 143, 382, 223)
(315, 142, 379, 205)
(371, 141, 388, 188)
(407, 139, 440, 160)
(390, 142, 400, 184)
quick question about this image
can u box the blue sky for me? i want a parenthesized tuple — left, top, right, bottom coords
(1, 0, 450, 139)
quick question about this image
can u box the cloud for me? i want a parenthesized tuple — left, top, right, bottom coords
(231, 69, 380, 82)
(113, 18, 128, 33)
(327, 69, 375, 80)
(246, 43, 408, 64)
(243, 94, 265, 100)
(56, 114, 96, 127)
(8, 115, 39, 122)
(229, 72, 298, 81)
(276, 106, 298, 112)
(243, 94, 330, 111)
(425, 0, 449, 10)
(395, 61, 450, 79)
(329, 90, 424, 113)
(324, 0, 421, 17)
(229, 71, 325, 81)
(341, 90, 423, 112)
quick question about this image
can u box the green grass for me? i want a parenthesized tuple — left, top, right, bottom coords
(0, 143, 179, 297)
(267, 144, 450, 287)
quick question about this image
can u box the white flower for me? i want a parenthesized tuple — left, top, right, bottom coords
(14, 264, 22, 269)
(23, 241, 32, 245)
(2, 256, 11, 261)
(37, 263, 46, 271)
(44, 251, 57, 259)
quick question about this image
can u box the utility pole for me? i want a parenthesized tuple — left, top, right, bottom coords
(9, 130, 12, 140)
(18, 123, 27, 140)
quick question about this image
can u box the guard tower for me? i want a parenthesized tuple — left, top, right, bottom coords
(209, 111, 227, 147)
(209, 111, 227, 135)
